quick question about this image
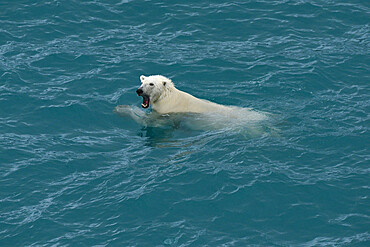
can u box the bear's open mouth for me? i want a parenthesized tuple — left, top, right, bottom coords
(141, 95, 150, 108)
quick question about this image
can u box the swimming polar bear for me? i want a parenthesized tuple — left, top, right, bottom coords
(115, 75, 271, 135)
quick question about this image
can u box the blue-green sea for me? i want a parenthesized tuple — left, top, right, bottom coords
(1, 1, 369, 246)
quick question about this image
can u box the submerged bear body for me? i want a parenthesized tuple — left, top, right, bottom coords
(115, 75, 271, 135)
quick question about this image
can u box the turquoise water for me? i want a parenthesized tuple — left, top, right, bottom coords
(1, 0, 369, 246)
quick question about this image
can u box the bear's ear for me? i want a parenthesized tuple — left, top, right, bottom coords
(140, 75, 146, 82)
(162, 81, 167, 86)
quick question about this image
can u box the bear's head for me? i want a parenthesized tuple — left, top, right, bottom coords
(136, 75, 173, 108)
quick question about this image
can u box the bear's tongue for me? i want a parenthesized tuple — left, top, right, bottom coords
(141, 95, 149, 108)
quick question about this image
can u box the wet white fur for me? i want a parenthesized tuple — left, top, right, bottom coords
(114, 75, 271, 135)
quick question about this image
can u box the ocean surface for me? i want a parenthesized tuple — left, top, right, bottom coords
(1, 0, 369, 246)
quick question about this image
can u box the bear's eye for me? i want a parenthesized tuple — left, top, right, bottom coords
(149, 83, 154, 86)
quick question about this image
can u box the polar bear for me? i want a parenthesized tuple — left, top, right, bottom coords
(115, 75, 270, 132)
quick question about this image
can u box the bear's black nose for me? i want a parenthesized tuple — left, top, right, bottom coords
(136, 88, 143, 96)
